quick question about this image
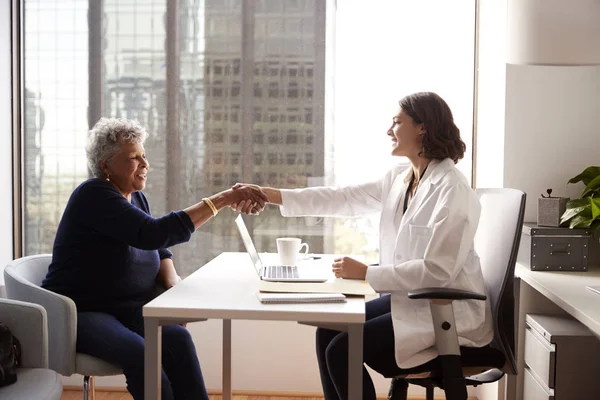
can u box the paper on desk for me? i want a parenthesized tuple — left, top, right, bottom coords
(258, 279, 376, 296)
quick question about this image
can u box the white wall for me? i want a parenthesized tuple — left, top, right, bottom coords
(504, 65, 600, 222)
(1, 0, 14, 297)
(504, 65, 600, 268)
(504, 65, 600, 267)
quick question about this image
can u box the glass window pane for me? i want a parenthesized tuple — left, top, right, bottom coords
(23, 0, 89, 256)
(23, 0, 475, 276)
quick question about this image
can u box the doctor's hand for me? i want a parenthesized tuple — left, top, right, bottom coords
(231, 182, 280, 214)
(232, 183, 283, 208)
(223, 184, 267, 215)
(332, 257, 368, 280)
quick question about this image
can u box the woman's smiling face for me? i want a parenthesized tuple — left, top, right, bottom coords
(102, 141, 149, 199)
(387, 107, 423, 158)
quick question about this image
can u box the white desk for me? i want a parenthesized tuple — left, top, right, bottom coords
(509, 262, 600, 400)
(143, 252, 366, 400)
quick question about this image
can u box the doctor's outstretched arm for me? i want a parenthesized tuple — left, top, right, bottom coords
(232, 179, 384, 217)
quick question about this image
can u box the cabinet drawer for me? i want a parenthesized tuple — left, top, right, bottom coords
(524, 367, 555, 400)
(525, 326, 556, 388)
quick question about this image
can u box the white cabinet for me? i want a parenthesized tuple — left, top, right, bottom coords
(524, 314, 600, 399)
(524, 368, 554, 400)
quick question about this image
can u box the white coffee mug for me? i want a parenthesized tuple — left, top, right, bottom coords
(276, 237, 309, 266)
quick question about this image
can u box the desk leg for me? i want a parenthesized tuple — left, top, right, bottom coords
(144, 318, 162, 400)
(348, 323, 363, 400)
(223, 319, 232, 400)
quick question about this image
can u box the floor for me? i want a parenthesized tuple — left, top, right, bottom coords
(60, 390, 326, 400)
(59, 389, 460, 400)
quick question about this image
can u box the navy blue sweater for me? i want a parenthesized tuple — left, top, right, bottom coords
(42, 178, 195, 313)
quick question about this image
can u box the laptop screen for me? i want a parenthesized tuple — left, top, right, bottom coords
(234, 215, 263, 276)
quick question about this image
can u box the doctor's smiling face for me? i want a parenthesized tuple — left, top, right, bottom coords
(387, 107, 424, 158)
(392, 92, 466, 164)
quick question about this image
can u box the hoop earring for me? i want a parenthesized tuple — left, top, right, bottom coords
(105, 174, 110, 182)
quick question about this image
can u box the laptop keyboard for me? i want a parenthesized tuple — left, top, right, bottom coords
(264, 265, 300, 279)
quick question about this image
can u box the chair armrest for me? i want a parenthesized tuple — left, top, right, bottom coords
(408, 287, 486, 301)
(0, 298, 48, 368)
(406, 287, 485, 357)
(4, 268, 77, 375)
(408, 290, 471, 397)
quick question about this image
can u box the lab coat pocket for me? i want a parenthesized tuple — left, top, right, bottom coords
(408, 224, 432, 259)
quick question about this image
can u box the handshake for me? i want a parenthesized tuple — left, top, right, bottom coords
(224, 183, 278, 215)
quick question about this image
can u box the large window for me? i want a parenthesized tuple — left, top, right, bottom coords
(22, 0, 475, 275)
(330, 1, 476, 258)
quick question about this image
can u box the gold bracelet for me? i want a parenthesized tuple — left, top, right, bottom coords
(202, 197, 218, 216)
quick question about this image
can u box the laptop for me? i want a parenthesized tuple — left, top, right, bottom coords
(234, 215, 329, 282)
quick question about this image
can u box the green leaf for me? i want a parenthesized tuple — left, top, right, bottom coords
(561, 198, 591, 224)
(582, 174, 600, 197)
(568, 166, 600, 186)
(566, 198, 588, 208)
(591, 197, 600, 219)
(561, 205, 589, 223)
(569, 214, 594, 229)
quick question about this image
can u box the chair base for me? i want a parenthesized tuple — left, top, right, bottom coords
(388, 379, 435, 400)
(83, 376, 96, 400)
(388, 377, 408, 400)
(388, 369, 506, 400)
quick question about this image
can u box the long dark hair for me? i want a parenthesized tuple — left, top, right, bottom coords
(399, 92, 466, 163)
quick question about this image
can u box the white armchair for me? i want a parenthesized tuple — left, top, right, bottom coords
(0, 297, 62, 400)
(5, 254, 121, 400)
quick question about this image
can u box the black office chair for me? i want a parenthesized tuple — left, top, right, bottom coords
(387, 188, 526, 400)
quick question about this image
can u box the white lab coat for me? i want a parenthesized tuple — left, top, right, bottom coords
(279, 158, 493, 368)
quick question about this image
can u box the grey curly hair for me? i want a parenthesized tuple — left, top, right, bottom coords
(86, 117, 149, 178)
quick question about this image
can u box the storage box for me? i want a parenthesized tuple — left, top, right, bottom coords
(518, 222, 591, 271)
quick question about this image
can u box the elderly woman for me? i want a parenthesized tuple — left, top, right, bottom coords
(42, 118, 267, 400)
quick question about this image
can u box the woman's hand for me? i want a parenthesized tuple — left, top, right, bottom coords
(229, 183, 263, 214)
(163, 275, 182, 290)
(222, 184, 268, 214)
(230, 183, 283, 213)
(332, 257, 368, 280)
(157, 258, 181, 290)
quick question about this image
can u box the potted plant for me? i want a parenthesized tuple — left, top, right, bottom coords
(560, 166, 600, 239)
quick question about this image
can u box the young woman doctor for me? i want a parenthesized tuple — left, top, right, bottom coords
(233, 92, 493, 400)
